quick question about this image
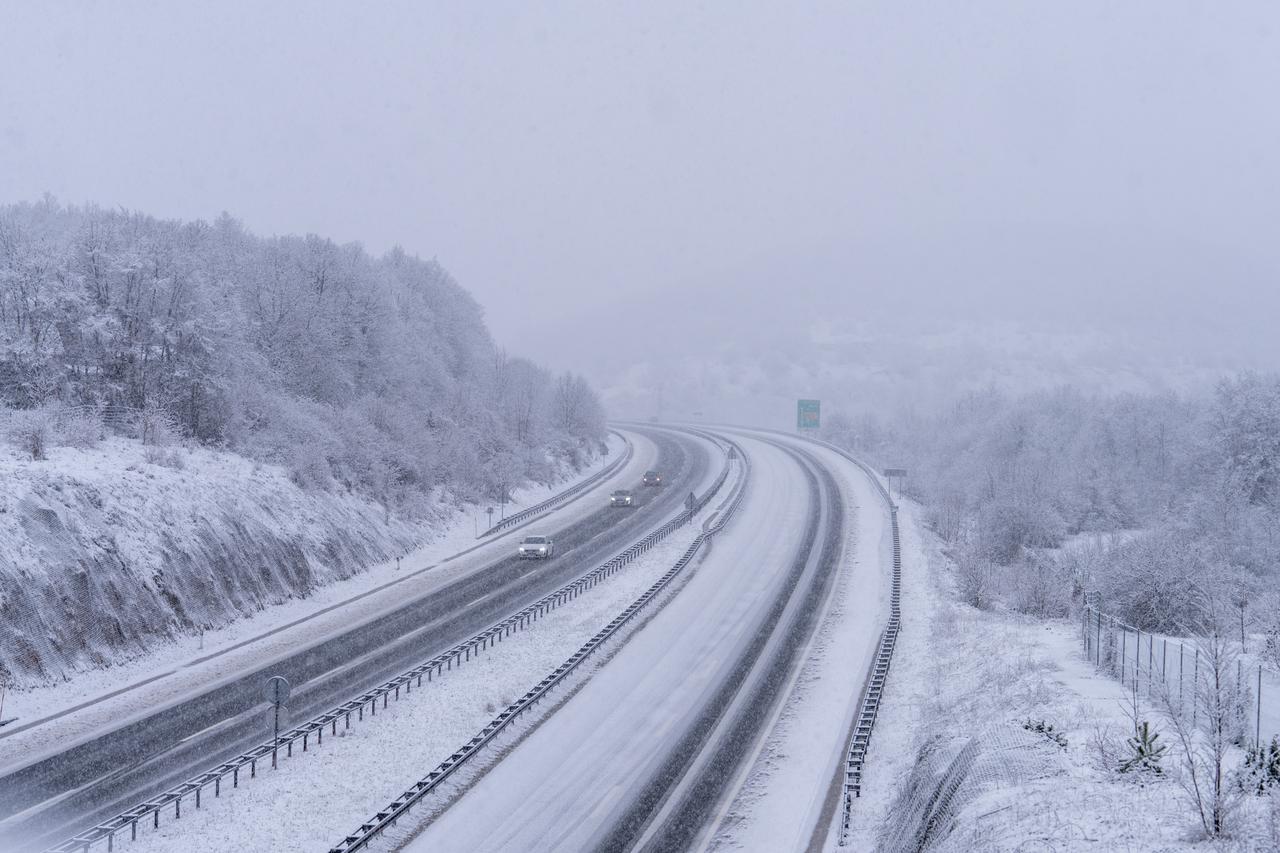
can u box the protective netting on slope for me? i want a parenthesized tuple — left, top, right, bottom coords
(877, 725, 1064, 852)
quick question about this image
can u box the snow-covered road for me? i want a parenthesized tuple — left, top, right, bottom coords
(98, 511, 715, 853)
(0, 431, 647, 773)
(1, 429, 722, 852)
(400, 434, 820, 852)
(707, 433, 891, 852)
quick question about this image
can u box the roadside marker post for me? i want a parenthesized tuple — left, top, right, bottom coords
(882, 468, 908, 507)
(264, 675, 291, 770)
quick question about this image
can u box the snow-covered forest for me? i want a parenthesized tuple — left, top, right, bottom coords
(829, 376, 1280, 639)
(0, 198, 606, 512)
(0, 199, 608, 687)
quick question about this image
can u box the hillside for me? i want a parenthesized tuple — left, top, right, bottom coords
(0, 437, 430, 688)
(0, 199, 605, 509)
(0, 200, 608, 688)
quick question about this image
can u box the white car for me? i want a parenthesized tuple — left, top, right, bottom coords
(610, 489, 635, 507)
(517, 535, 554, 559)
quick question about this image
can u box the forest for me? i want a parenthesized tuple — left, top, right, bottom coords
(0, 198, 607, 513)
(828, 375, 1280, 647)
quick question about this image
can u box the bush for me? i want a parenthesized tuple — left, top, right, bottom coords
(1009, 554, 1074, 617)
(5, 406, 54, 460)
(1023, 718, 1069, 749)
(289, 444, 334, 491)
(1239, 737, 1280, 796)
(56, 409, 104, 449)
(953, 546, 996, 609)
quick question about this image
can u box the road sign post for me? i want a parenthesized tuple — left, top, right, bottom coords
(882, 468, 908, 505)
(264, 675, 291, 769)
(486, 506, 495, 529)
(797, 399, 820, 431)
(686, 491, 696, 524)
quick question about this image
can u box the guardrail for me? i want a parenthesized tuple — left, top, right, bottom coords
(327, 431, 750, 853)
(478, 430, 633, 537)
(47, 429, 730, 853)
(769, 434, 902, 845)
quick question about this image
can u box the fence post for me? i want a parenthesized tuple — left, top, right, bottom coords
(1152, 635, 1162, 696)
(1135, 628, 1141, 697)
(1238, 659, 1244, 734)
(1193, 648, 1199, 727)
(1258, 665, 1263, 747)
(1178, 643, 1184, 711)
(1096, 611, 1102, 666)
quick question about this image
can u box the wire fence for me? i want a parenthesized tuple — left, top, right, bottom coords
(1081, 606, 1277, 748)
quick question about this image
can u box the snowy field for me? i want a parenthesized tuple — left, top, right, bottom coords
(847, 500, 1280, 852)
(0, 431, 635, 775)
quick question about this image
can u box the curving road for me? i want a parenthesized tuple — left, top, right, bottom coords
(0, 427, 714, 853)
(399, 431, 849, 852)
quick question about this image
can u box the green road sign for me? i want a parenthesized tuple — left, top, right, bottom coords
(797, 399, 820, 429)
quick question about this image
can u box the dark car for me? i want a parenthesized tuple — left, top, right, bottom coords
(642, 470, 663, 486)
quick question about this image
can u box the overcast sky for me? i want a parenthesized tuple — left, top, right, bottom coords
(3, 2, 1279, 410)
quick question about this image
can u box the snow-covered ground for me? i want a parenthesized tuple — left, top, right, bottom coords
(707, 434, 891, 852)
(846, 499, 1280, 852)
(0, 431, 637, 774)
(100, 462, 717, 852)
(1098, 620, 1280, 753)
(0, 436, 423, 688)
(400, 435, 811, 852)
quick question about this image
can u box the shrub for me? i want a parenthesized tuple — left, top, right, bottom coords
(953, 545, 996, 610)
(55, 408, 104, 449)
(5, 406, 54, 460)
(1119, 721, 1166, 777)
(1240, 737, 1280, 796)
(1022, 717, 1068, 749)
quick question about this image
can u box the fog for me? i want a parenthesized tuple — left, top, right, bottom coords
(4, 1, 1279, 425)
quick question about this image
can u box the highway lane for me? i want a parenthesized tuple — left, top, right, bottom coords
(620, 441, 844, 852)
(0, 427, 713, 853)
(401, 433, 845, 852)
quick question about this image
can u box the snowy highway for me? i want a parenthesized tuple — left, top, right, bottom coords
(392, 430, 872, 853)
(0, 427, 896, 853)
(0, 428, 718, 853)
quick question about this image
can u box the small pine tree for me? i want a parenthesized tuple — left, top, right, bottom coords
(1120, 721, 1166, 776)
(1240, 737, 1280, 796)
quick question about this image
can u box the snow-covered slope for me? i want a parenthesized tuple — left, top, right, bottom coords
(0, 439, 426, 688)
